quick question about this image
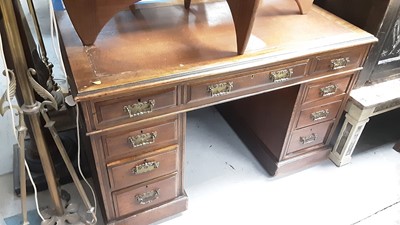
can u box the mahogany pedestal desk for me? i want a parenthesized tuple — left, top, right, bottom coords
(57, 1, 376, 224)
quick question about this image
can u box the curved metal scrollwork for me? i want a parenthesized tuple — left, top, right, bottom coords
(26, 68, 58, 110)
(0, 69, 28, 225)
(0, 70, 18, 116)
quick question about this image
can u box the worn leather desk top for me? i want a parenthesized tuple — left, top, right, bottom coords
(57, 0, 375, 100)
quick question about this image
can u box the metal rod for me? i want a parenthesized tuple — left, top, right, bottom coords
(0, 70, 29, 224)
(26, 0, 54, 76)
(41, 104, 97, 224)
(17, 111, 29, 225)
(26, 0, 47, 62)
(0, 0, 64, 216)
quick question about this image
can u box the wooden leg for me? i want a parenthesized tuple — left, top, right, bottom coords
(129, 4, 137, 12)
(294, 0, 314, 14)
(63, 0, 141, 45)
(183, 0, 260, 54)
(184, 0, 191, 9)
(226, 0, 260, 55)
(64, 0, 260, 54)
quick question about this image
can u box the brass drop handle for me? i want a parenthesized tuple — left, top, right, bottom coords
(123, 99, 155, 118)
(330, 57, 350, 70)
(300, 133, 317, 145)
(320, 84, 338, 97)
(131, 161, 160, 175)
(310, 109, 329, 121)
(269, 68, 293, 82)
(136, 189, 160, 205)
(128, 131, 157, 148)
(208, 82, 234, 97)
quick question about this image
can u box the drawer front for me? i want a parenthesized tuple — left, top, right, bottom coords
(113, 174, 178, 218)
(303, 75, 352, 104)
(102, 117, 178, 160)
(93, 87, 177, 127)
(187, 60, 308, 103)
(286, 121, 333, 155)
(296, 100, 342, 129)
(108, 148, 178, 190)
(310, 46, 366, 75)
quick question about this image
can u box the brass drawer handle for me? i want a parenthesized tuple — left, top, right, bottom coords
(131, 161, 160, 175)
(128, 131, 157, 148)
(270, 68, 293, 82)
(208, 82, 233, 97)
(123, 99, 155, 118)
(330, 57, 350, 70)
(136, 188, 160, 205)
(320, 84, 338, 97)
(300, 133, 317, 145)
(269, 68, 293, 82)
(310, 109, 329, 121)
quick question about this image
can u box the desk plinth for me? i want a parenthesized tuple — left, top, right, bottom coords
(57, 0, 375, 224)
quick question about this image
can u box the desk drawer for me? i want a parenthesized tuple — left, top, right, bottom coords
(310, 46, 366, 75)
(286, 121, 333, 156)
(296, 100, 342, 129)
(108, 147, 178, 190)
(93, 87, 177, 128)
(302, 75, 352, 104)
(101, 116, 178, 160)
(113, 174, 178, 218)
(187, 60, 308, 103)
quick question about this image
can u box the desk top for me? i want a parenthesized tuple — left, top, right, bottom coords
(57, 0, 376, 101)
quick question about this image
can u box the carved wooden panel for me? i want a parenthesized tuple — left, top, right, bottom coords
(375, 12, 400, 76)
